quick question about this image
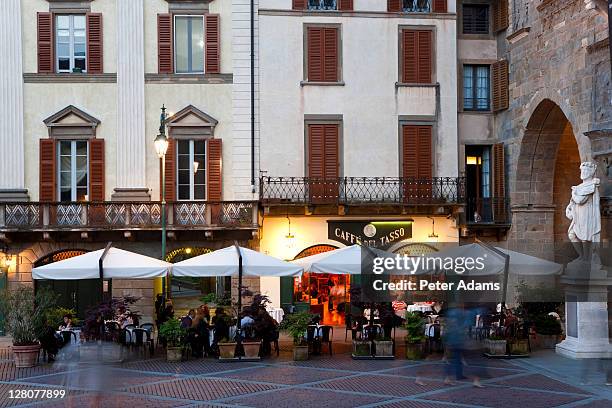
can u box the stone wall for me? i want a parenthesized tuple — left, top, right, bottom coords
(498, 0, 611, 255)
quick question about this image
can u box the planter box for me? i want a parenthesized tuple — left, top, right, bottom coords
(166, 346, 182, 362)
(374, 340, 394, 357)
(352, 340, 371, 357)
(485, 339, 507, 355)
(509, 339, 529, 355)
(242, 341, 261, 359)
(293, 345, 309, 361)
(537, 334, 561, 349)
(404, 340, 424, 360)
(13, 344, 40, 368)
(218, 342, 237, 359)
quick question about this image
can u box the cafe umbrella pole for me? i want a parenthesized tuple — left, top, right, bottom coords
(98, 242, 112, 300)
(234, 242, 243, 359)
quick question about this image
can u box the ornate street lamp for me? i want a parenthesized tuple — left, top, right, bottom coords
(155, 105, 169, 299)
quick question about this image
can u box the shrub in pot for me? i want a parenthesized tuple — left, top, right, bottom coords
(158, 319, 186, 362)
(534, 314, 562, 349)
(352, 340, 371, 357)
(1, 286, 57, 367)
(404, 311, 425, 360)
(485, 334, 507, 355)
(279, 311, 312, 361)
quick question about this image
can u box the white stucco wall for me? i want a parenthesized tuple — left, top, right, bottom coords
(259, 12, 458, 179)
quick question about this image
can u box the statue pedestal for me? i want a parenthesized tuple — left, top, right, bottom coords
(556, 261, 612, 359)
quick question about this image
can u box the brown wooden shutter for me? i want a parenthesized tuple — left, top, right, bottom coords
(492, 0, 509, 32)
(205, 14, 220, 74)
(307, 27, 323, 81)
(89, 139, 105, 201)
(402, 30, 417, 83)
(417, 31, 432, 84)
(308, 124, 339, 203)
(37, 12, 54, 74)
(86, 13, 103, 74)
(323, 28, 339, 82)
(207, 139, 222, 201)
(388, 0, 402, 12)
(492, 59, 509, 111)
(158, 14, 173, 74)
(492, 143, 506, 221)
(432, 0, 447, 13)
(39, 139, 56, 202)
(292, 0, 307, 10)
(402, 125, 432, 201)
(338, 0, 353, 11)
(162, 138, 176, 200)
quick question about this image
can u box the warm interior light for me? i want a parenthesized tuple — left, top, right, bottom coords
(466, 156, 480, 165)
(185, 248, 192, 254)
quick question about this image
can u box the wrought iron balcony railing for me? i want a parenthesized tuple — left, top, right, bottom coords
(0, 201, 257, 230)
(308, 0, 337, 10)
(260, 177, 465, 205)
(465, 197, 510, 224)
(403, 0, 432, 13)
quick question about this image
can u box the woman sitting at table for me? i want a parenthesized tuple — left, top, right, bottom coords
(58, 314, 73, 331)
(212, 307, 230, 351)
(189, 309, 209, 358)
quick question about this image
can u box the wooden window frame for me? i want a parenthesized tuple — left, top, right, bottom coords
(176, 139, 207, 201)
(459, 1, 491, 37)
(302, 23, 343, 85)
(398, 25, 436, 86)
(173, 14, 206, 74)
(462, 64, 491, 112)
(458, 59, 497, 113)
(57, 139, 89, 202)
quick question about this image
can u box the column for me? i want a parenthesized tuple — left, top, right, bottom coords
(112, 0, 149, 201)
(0, 0, 28, 201)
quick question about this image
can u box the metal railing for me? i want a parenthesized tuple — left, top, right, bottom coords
(260, 177, 465, 205)
(0, 201, 257, 230)
(465, 197, 510, 224)
(403, 0, 432, 13)
(308, 0, 337, 10)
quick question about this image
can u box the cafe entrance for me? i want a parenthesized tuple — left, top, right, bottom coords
(285, 244, 351, 326)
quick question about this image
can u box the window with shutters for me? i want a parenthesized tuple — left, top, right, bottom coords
(463, 65, 490, 111)
(56, 15, 87, 73)
(177, 139, 206, 200)
(174, 15, 205, 74)
(58, 140, 88, 201)
(305, 25, 341, 83)
(465, 144, 505, 223)
(387, 0, 446, 13)
(400, 28, 433, 84)
(462, 4, 490, 34)
(307, 0, 338, 10)
(307, 122, 340, 203)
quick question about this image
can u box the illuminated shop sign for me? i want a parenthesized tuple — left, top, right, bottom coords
(327, 220, 413, 248)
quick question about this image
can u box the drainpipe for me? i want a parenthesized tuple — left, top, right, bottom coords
(250, 0, 256, 193)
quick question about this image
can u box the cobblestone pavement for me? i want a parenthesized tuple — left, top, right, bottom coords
(0, 346, 610, 408)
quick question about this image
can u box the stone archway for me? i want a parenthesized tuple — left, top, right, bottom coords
(511, 99, 582, 259)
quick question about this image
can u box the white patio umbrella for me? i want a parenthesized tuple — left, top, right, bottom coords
(32, 245, 172, 280)
(291, 244, 396, 275)
(172, 245, 303, 277)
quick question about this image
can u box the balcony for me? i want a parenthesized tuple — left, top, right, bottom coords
(0, 201, 258, 231)
(307, 0, 337, 10)
(460, 197, 511, 239)
(260, 177, 465, 212)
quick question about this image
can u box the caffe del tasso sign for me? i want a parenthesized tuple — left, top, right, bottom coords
(327, 220, 413, 249)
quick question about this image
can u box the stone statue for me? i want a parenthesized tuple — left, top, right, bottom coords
(565, 162, 601, 261)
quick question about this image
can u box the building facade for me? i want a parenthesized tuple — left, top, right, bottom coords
(0, 0, 259, 320)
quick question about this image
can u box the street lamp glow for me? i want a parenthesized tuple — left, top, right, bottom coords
(154, 133, 169, 159)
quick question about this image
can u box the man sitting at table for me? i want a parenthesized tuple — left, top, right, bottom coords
(181, 309, 195, 329)
(58, 314, 73, 331)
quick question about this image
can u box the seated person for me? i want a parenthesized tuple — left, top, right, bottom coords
(58, 314, 73, 331)
(39, 319, 60, 362)
(212, 308, 230, 349)
(180, 309, 196, 329)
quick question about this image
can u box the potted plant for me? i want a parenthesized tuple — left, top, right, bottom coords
(533, 314, 562, 349)
(404, 311, 426, 360)
(352, 339, 371, 357)
(0, 286, 57, 367)
(279, 311, 312, 361)
(373, 334, 394, 358)
(485, 334, 507, 355)
(158, 319, 185, 362)
(218, 337, 238, 359)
